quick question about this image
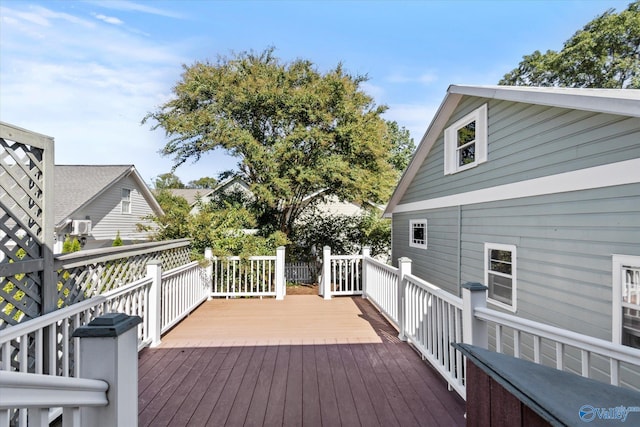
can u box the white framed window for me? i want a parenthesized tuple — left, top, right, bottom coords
(444, 104, 488, 175)
(121, 188, 131, 214)
(409, 219, 428, 249)
(484, 243, 516, 312)
(612, 255, 640, 348)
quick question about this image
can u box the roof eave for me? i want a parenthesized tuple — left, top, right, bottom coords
(449, 85, 640, 118)
(383, 90, 463, 217)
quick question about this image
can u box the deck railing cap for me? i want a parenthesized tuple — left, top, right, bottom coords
(73, 313, 142, 338)
(461, 282, 488, 292)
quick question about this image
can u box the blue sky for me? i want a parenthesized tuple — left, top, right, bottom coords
(0, 0, 632, 185)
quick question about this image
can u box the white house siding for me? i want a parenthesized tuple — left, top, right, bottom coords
(314, 196, 366, 217)
(72, 175, 156, 244)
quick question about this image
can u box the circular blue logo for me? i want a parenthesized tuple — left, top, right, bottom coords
(579, 405, 596, 423)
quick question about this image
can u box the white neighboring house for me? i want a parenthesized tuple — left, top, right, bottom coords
(167, 176, 253, 215)
(53, 165, 163, 253)
(168, 176, 379, 219)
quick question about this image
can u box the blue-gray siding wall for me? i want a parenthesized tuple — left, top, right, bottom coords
(392, 184, 640, 389)
(393, 183, 640, 339)
(391, 95, 640, 389)
(400, 98, 640, 205)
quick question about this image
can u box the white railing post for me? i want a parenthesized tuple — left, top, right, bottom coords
(361, 247, 370, 299)
(73, 313, 142, 427)
(322, 246, 332, 300)
(462, 282, 489, 348)
(146, 260, 162, 348)
(397, 257, 412, 341)
(276, 246, 286, 300)
(205, 248, 214, 300)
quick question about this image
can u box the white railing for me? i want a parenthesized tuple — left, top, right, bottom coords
(0, 297, 105, 377)
(401, 274, 465, 398)
(359, 248, 640, 399)
(0, 254, 209, 425)
(210, 247, 285, 299)
(0, 371, 108, 427)
(161, 261, 209, 333)
(363, 257, 399, 326)
(474, 306, 640, 388)
(103, 276, 153, 350)
(0, 297, 105, 426)
(320, 246, 364, 298)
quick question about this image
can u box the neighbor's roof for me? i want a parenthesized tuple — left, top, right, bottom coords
(166, 188, 214, 205)
(384, 85, 640, 217)
(54, 165, 163, 227)
(165, 176, 250, 206)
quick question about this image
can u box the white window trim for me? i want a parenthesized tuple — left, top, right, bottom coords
(444, 103, 488, 175)
(409, 219, 428, 249)
(612, 254, 640, 345)
(484, 243, 517, 312)
(121, 188, 132, 214)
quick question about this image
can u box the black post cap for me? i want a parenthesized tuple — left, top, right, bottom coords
(72, 313, 143, 338)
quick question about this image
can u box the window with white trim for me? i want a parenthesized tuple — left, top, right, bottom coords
(444, 104, 488, 174)
(121, 188, 131, 214)
(612, 255, 640, 349)
(484, 243, 516, 311)
(409, 219, 427, 249)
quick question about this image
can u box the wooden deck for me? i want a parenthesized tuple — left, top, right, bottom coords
(138, 295, 466, 426)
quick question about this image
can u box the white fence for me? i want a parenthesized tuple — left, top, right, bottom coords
(401, 273, 465, 397)
(327, 248, 640, 398)
(0, 259, 208, 426)
(362, 257, 400, 325)
(285, 261, 316, 284)
(320, 246, 364, 299)
(209, 247, 285, 299)
(0, 370, 108, 427)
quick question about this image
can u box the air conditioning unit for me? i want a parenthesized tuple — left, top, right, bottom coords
(72, 220, 92, 235)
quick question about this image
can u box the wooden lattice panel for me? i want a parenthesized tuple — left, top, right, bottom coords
(1, 129, 52, 330)
(56, 245, 192, 307)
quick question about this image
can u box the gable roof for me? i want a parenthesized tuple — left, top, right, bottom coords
(384, 85, 640, 217)
(167, 188, 214, 205)
(54, 165, 163, 227)
(165, 176, 251, 206)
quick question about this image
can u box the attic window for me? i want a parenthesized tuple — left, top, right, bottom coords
(121, 188, 131, 214)
(444, 104, 488, 174)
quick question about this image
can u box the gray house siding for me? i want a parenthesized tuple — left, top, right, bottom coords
(392, 208, 459, 295)
(399, 98, 640, 205)
(73, 175, 156, 244)
(393, 184, 640, 390)
(393, 184, 640, 339)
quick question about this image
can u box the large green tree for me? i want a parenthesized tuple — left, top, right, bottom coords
(385, 120, 415, 175)
(500, 1, 640, 88)
(153, 172, 185, 190)
(144, 48, 397, 236)
(188, 177, 217, 189)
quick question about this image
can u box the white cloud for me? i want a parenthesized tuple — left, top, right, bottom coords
(383, 103, 441, 143)
(93, 13, 124, 25)
(86, 0, 185, 19)
(0, 3, 204, 183)
(360, 81, 385, 100)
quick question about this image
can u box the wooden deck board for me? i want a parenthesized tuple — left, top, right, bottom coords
(314, 344, 342, 427)
(138, 295, 466, 426)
